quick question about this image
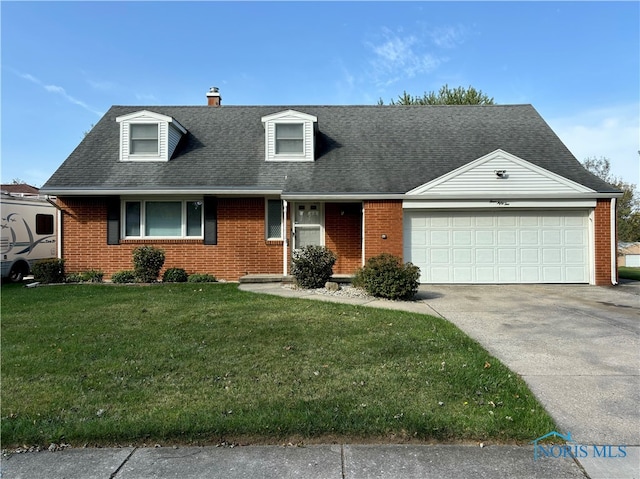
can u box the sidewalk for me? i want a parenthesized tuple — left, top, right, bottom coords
(2, 443, 588, 479)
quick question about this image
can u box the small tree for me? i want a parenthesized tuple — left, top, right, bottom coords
(132, 246, 165, 283)
(291, 245, 337, 289)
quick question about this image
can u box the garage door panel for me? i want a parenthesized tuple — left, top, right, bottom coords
(498, 231, 517, 245)
(476, 231, 494, 245)
(404, 210, 589, 284)
(520, 249, 539, 263)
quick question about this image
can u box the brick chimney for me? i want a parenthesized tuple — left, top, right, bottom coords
(206, 87, 221, 106)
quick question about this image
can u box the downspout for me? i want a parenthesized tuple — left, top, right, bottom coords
(610, 197, 618, 285)
(361, 203, 366, 266)
(283, 199, 288, 277)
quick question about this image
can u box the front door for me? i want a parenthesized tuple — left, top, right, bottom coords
(293, 202, 323, 250)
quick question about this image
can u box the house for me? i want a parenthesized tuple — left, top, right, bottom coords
(1, 183, 43, 198)
(40, 88, 622, 285)
(618, 242, 640, 267)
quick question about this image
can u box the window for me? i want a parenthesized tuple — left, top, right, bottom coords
(124, 200, 202, 238)
(266, 199, 283, 239)
(130, 124, 159, 155)
(35, 214, 54, 235)
(275, 123, 303, 154)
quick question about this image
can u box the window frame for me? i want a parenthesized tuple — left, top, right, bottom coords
(275, 123, 304, 155)
(122, 198, 204, 239)
(129, 123, 160, 156)
(265, 198, 283, 240)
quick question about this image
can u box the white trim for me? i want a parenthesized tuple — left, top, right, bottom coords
(611, 197, 618, 285)
(116, 110, 186, 133)
(42, 188, 283, 196)
(261, 110, 317, 123)
(283, 200, 288, 276)
(588, 209, 596, 285)
(402, 199, 598, 209)
(361, 204, 366, 267)
(121, 198, 204, 240)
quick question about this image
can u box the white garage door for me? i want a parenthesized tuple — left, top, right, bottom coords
(404, 210, 590, 284)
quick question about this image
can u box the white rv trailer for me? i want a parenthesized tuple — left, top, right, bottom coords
(1, 193, 59, 282)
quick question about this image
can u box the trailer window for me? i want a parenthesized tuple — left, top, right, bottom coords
(36, 214, 54, 235)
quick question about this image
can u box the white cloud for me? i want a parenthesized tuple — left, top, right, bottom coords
(367, 28, 443, 87)
(16, 70, 103, 116)
(430, 25, 466, 49)
(548, 104, 640, 186)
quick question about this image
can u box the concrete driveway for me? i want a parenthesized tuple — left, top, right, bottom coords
(417, 282, 639, 447)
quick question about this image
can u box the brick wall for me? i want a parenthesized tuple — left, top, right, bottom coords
(58, 197, 284, 281)
(324, 203, 362, 275)
(593, 199, 617, 285)
(363, 200, 403, 261)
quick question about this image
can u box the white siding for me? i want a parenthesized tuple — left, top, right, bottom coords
(408, 150, 594, 196)
(168, 124, 182, 160)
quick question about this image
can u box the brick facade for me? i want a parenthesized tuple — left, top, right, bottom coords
(363, 200, 404, 261)
(58, 196, 284, 282)
(593, 199, 617, 285)
(324, 202, 362, 275)
(58, 196, 616, 285)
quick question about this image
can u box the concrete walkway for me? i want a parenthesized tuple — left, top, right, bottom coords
(2, 281, 638, 478)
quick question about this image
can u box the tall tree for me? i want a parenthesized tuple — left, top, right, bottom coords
(379, 84, 495, 106)
(582, 156, 640, 242)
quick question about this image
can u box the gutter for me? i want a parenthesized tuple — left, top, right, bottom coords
(611, 197, 618, 286)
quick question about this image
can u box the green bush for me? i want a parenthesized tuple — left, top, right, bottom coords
(32, 258, 65, 284)
(81, 269, 104, 283)
(187, 273, 217, 283)
(353, 253, 420, 300)
(132, 246, 165, 283)
(64, 273, 84, 283)
(111, 270, 137, 284)
(163, 267, 188, 283)
(291, 245, 337, 289)
(64, 270, 103, 283)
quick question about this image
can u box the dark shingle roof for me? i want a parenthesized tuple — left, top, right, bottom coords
(41, 104, 618, 195)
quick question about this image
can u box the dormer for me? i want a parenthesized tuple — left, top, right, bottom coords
(261, 110, 317, 162)
(116, 110, 187, 162)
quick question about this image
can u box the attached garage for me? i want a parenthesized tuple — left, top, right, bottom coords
(404, 209, 590, 284)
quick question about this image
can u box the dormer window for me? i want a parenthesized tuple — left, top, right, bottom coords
(276, 124, 304, 154)
(130, 124, 159, 155)
(116, 110, 186, 162)
(262, 110, 317, 162)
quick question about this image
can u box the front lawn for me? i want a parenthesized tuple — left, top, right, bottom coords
(619, 266, 640, 281)
(1, 283, 555, 447)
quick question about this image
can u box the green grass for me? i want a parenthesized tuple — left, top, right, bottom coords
(1, 283, 556, 447)
(619, 266, 640, 281)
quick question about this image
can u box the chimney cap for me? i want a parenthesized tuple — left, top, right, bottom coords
(207, 86, 220, 96)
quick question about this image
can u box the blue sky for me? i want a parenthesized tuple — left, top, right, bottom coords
(2, 1, 639, 187)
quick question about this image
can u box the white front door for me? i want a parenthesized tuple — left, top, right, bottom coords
(293, 203, 323, 250)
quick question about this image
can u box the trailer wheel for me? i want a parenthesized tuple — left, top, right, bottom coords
(8, 262, 28, 283)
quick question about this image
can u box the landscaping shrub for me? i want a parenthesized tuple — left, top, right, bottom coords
(81, 269, 104, 283)
(64, 273, 84, 283)
(132, 246, 165, 283)
(291, 245, 337, 289)
(187, 273, 217, 283)
(163, 267, 188, 283)
(111, 270, 137, 284)
(353, 253, 420, 300)
(64, 270, 104, 283)
(32, 258, 65, 284)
